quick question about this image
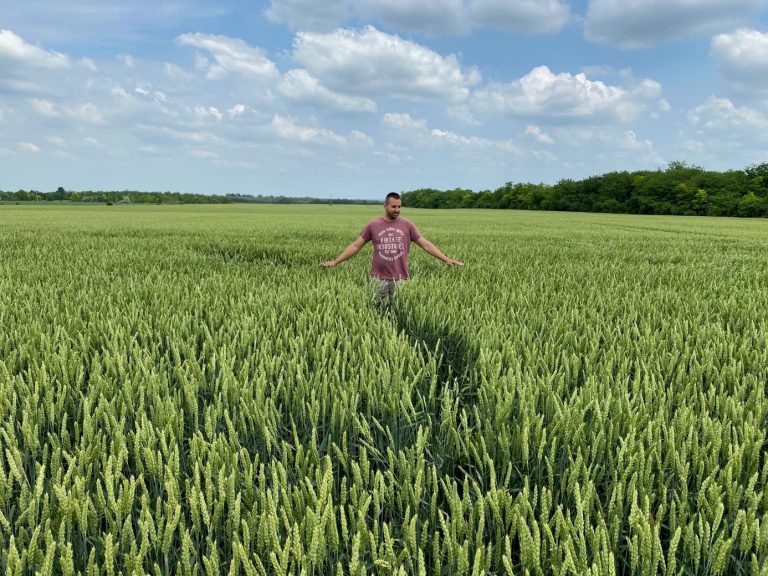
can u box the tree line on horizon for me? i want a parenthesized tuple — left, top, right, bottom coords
(4, 161, 768, 216)
(0, 186, 380, 205)
(0, 189, 378, 205)
(401, 161, 768, 217)
(0, 189, 230, 204)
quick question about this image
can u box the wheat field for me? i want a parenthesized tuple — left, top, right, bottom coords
(1, 203, 767, 575)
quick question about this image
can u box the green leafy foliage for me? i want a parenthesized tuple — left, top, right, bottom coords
(402, 162, 768, 217)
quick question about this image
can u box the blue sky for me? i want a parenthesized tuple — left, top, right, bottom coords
(1, 0, 767, 199)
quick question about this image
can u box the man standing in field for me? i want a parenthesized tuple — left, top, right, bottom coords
(321, 192, 463, 310)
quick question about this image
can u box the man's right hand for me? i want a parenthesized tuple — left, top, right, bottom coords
(320, 261, 337, 267)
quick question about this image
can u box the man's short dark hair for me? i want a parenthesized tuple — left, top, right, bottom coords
(385, 192, 400, 203)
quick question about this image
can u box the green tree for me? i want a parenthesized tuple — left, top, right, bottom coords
(737, 192, 766, 217)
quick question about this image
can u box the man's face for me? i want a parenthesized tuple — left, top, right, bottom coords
(384, 198, 401, 220)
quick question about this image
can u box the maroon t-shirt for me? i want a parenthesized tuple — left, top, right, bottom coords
(361, 216, 421, 280)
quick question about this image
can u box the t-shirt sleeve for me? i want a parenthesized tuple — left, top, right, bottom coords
(409, 221, 421, 241)
(361, 222, 373, 241)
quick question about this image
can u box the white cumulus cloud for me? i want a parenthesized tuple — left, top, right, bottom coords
(618, 130, 655, 153)
(430, 127, 520, 152)
(547, 125, 665, 170)
(688, 96, 768, 138)
(684, 96, 768, 167)
(32, 98, 59, 116)
(118, 54, 135, 68)
(144, 126, 227, 146)
(176, 33, 279, 81)
(271, 114, 372, 147)
(279, 69, 377, 113)
(382, 112, 429, 132)
(0, 29, 70, 68)
(711, 29, 768, 92)
(472, 65, 660, 121)
(383, 112, 520, 153)
(228, 104, 247, 117)
(292, 26, 479, 103)
(194, 106, 224, 121)
(30, 98, 103, 123)
(80, 58, 97, 72)
(526, 124, 554, 143)
(67, 103, 103, 124)
(18, 142, 41, 152)
(585, 0, 767, 49)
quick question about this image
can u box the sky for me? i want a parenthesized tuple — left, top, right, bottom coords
(1, 1, 768, 199)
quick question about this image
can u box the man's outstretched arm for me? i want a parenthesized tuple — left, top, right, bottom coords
(414, 236, 464, 266)
(321, 236, 367, 267)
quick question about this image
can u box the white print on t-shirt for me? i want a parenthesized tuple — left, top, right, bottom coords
(375, 226, 406, 262)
